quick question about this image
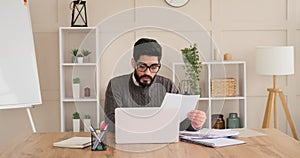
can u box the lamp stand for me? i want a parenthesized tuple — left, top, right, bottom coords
(262, 75, 298, 140)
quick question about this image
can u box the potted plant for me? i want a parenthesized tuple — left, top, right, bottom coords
(181, 44, 202, 95)
(76, 54, 84, 64)
(72, 77, 80, 99)
(72, 112, 80, 132)
(72, 49, 79, 63)
(82, 49, 92, 63)
(83, 114, 91, 132)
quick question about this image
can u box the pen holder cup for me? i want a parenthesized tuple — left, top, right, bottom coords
(91, 130, 107, 151)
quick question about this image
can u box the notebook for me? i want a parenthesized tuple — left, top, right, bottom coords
(180, 137, 246, 148)
(53, 137, 91, 148)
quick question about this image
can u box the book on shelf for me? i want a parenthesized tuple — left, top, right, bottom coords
(53, 136, 91, 149)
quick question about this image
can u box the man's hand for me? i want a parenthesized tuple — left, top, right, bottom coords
(188, 110, 206, 129)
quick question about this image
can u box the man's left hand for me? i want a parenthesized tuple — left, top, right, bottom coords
(188, 110, 206, 129)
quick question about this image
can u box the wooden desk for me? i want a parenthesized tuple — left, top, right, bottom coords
(0, 128, 299, 158)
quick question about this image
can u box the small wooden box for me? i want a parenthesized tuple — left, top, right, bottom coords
(211, 78, 237, 97)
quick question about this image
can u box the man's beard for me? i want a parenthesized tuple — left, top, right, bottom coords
(134, 70, 155, 87)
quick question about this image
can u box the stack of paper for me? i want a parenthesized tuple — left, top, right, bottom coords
(180, 128, 240, 139)
(181, 137, 245, 148)
(180, 128, 245, 148)
(53, 137, 91, 148)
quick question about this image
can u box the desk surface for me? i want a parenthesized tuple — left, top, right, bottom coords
(0, 128, 299, 158)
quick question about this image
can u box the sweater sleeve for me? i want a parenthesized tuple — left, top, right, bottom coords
(104, 80, 118, 132)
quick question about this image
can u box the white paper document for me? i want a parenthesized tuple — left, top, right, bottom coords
(180, 95, 200, 122)
(161, 93, 199, 122)
(180, 128, 245, 147)
(181, 137, 245, 148)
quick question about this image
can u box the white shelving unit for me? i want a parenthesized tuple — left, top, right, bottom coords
(59, 27, 100, 132)
(172, 61, 247, 129)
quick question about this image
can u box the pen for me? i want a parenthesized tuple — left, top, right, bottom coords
(98, 124, 108, 140)
(100, 121, 104, 129)
(92, 139, 100, 150)
(89, 126, 101, 141)
(100, 122, 108, 131)
(100, 121, 106, 126)
(90, 124, 108, 150)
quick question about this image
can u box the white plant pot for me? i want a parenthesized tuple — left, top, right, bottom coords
(72, 83, 80, 99)
(83, 119, 91, 132)
(73, 119, 80, 132)
(77, 57, 83, 63)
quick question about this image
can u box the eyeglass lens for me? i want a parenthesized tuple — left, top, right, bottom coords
(136, 62, 160, 73)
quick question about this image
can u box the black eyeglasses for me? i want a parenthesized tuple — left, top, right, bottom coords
(136, 62, 161, 73)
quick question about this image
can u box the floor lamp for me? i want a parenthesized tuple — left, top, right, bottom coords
(256, 46, 298, 140)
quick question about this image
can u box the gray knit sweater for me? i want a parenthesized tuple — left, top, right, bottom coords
(104, 73, 194, 131)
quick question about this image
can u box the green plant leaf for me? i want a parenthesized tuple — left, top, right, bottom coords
(181, 43, 202, 95)
(82, 49, 92, 56)
(73, 77, 80, 84)
(72, 49, 79, 56)
(73, 112, 80, 119)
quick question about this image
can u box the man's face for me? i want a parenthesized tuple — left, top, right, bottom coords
(132, 55, 161, 87)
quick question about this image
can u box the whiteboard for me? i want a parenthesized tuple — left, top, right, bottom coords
(0, 0, 41, 109)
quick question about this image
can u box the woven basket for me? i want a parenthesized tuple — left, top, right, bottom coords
(211, 78, 237, 97)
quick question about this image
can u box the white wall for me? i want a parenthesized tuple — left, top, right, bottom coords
(0, 0, 299, 149)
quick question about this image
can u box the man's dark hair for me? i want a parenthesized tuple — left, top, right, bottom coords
(133, 38, 162, 62)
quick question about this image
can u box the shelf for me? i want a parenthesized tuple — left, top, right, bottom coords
(172, 61, 246, 129)
(63, 98, 98, 102)
(202, 61, 246, 65)
(59, 27, 100, 132)
(62, 63, 97, 66)
(210, 97, 245, 100)
(59, 26, 96, 30)
(173, 61, 246, 66)
(199, 97, 209, 101)
(199, 96, 245, 101)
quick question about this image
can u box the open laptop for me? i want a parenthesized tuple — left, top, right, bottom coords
(115, 93, 182, 144)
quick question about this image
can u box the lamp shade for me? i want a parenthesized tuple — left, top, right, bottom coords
(256, 46, 294, 75)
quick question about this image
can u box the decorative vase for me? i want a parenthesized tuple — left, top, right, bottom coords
(180, 80, 191, 95)
(211, 114, 225, 129)
(83, 119, 91, 132)
(83, 56, 90, 63)
(72, 83, 80, 99)
(77, 57, 83, 63)
(226, 113, 240, 129)
(84, 87, 90, 97)
(72, 56, 77, 63)
(73, 119, 80, 132)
